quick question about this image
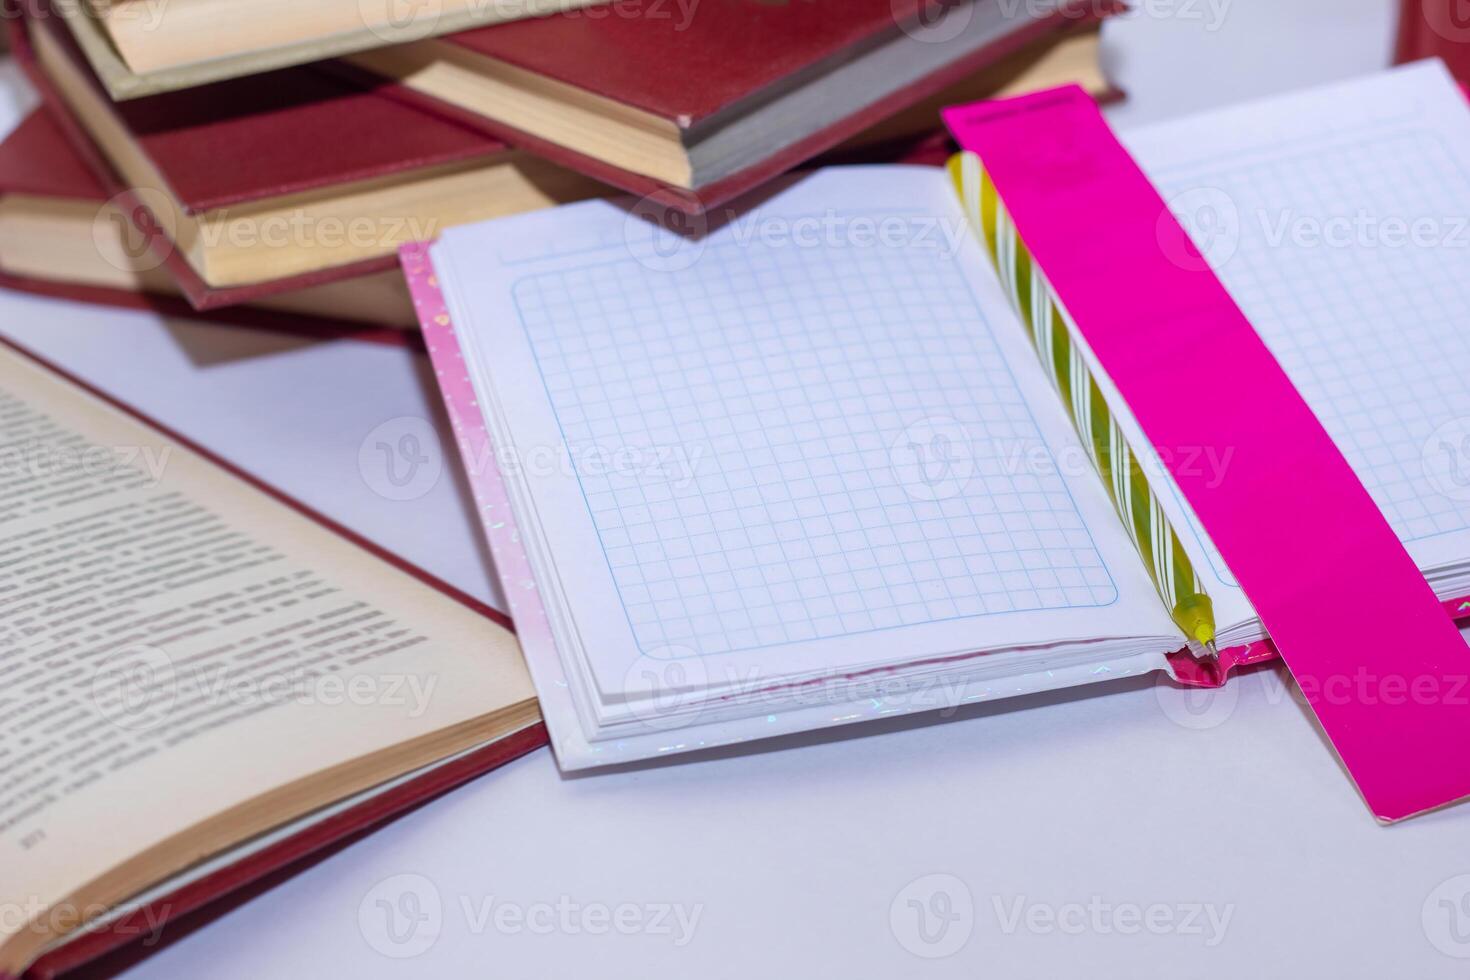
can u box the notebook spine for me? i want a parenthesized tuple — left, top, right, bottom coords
(947, 151, 1216, 655)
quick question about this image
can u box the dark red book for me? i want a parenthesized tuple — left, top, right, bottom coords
(10, 4, 602, 311)
(1397, 0, 1470, 81)
(347, 0, 1118, 212)
(0, 109, 419, 341)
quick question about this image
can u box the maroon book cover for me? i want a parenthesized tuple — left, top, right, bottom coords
(0, 104, 100, 198)
(368, 0, 1119, 212)
(451, 0, 978, 124)
(1397, 0, 1470, 81)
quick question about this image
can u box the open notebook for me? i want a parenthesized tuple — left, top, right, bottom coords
(410, 60, 1470, 768)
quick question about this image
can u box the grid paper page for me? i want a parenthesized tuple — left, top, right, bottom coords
(1062, 60, 1470, 630)
(1151, 127, 1470, 587)
(511, 219, 1116, 658)
(436, 167, 1181, 694)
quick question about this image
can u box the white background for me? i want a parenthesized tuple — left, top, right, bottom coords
(10, 1, 1470, 976)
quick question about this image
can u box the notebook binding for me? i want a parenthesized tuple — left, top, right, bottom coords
(948, 151, 1217, 656)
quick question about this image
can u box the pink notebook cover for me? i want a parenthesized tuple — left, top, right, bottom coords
(398, 243, 566, 727)
(943, 85, 1470, 823)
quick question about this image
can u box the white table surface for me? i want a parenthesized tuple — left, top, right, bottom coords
(12, 3, 1470, 976)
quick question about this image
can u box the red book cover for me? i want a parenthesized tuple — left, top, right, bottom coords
(368, 0, 1118, 212)
(451, 0, 971, 124)
(0, 105, 99, 199)
(1398, 0, 1470, 81)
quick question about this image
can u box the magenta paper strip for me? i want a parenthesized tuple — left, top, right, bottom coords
(944, 87, 1470, 822)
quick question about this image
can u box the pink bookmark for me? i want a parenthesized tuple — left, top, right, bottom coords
(945, 87, 1470, 822)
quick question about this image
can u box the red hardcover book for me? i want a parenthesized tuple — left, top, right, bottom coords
(348, 0, 1119, 213)
(1397, 0, 1470, 81)
(0, 110, 419, 342)
(10, 4, 602, 311)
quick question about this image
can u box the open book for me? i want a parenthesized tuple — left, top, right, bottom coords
(409, 60, 1470, 769)
(0, 339, 539, 978)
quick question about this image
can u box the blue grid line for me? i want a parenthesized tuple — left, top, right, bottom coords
(510, 215, 1120, 658)
(1153, 129, 1470, 586)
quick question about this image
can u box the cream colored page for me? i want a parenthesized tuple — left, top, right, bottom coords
(0, 346, 533, 960)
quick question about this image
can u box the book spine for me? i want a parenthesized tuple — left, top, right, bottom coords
(947, 150, 1217, 654)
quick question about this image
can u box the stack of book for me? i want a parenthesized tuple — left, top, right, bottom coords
(0, 0, 1119, 332)
(8, 5, 1470, 978)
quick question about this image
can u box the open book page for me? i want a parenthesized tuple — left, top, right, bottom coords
(0, 343, 535, 972)
(431, 165, 1181, 733)
(1073, 61, 1470, 638)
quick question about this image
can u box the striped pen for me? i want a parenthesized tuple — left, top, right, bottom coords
(947, 151, 1217, 655)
